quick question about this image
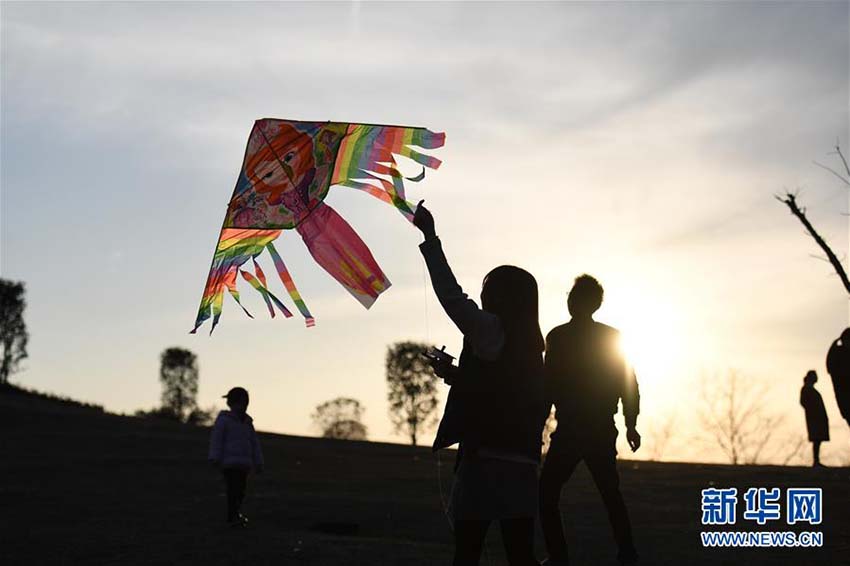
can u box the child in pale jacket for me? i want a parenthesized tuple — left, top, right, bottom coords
(209, 386, 264, 526)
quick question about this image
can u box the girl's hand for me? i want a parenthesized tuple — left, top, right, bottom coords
(429, 358, 459, 385)
(413, 200, 437, 240)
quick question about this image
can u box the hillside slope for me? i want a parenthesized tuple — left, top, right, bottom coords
(1, 388, 848, 565)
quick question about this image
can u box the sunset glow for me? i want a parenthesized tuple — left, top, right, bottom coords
(609, 289, 689, 389)
(2, 2, 847, 465)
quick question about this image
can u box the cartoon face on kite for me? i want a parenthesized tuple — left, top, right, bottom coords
(245, 123, 316, 208)
(192, 119, 445, 334)
(227, 121, 348, 229)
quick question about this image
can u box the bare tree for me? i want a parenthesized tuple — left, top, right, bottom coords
(698, 370, 784, 465)
(159, 347, 199, 422)
(646, 412, 678, 462)
(312, 397, 368, 440)
(838, 446, 850, 468)
(0, 279, 28, 386)
(780, 434, 807, 467)
(386, 341, 439, 446)
(777, 143, 850, 295)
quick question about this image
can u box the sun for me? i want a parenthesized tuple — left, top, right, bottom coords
(599, 287, 688, 385)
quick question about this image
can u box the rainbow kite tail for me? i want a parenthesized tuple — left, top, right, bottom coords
(191, 228, 287, 334)
(332, 125, 445, 222)
(266, 241, 315, 327)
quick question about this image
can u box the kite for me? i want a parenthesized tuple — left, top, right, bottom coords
(191, 119, 445, 334)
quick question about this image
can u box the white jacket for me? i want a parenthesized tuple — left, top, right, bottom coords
(208, 410, 264, 470)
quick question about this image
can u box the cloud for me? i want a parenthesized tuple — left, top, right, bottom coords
(1, 2, 847, 453)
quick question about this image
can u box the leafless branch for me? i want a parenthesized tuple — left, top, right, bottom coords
(777, 192, 850, 294)
(647, 413, 678, 461)
(780, 435, 807, 466)
(812, 160, 850, 186)
(831, 143, 850, 177)
(698, 370, 786, 465)
(807, 254, 832, 264)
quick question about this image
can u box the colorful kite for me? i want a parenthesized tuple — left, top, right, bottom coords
(192, 119, 445, 334)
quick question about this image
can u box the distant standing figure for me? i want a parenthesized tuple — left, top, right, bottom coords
(540, 275, 641, 566)
(800, 370, 829, 467)
(826, 328, 850, 429)
(209, 387, 264, 526)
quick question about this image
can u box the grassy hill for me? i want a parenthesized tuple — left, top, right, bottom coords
(1, 386, 848, 565)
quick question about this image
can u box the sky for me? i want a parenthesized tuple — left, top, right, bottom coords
(1, 1, 848, 465)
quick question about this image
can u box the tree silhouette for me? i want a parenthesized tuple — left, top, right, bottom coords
(777, 143, 850, 295)
(645, 412, 678, 462)
(312, 397, 368, 440)
(698, 370, 783, 465)
(186, 406, 215, 427)
(159, 347, 199, 422)
(0, 279, 28, 386)
(386, 341, 438, 446)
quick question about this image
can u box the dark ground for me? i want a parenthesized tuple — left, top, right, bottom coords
(1, 387, 849, 566)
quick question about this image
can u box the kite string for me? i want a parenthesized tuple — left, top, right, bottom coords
(423, 258, 451, 527)
(422, 257, 431, 343)
(423, 261, 494, 566)
(426, 263, 494, 566)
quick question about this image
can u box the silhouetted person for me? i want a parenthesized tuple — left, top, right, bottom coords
(209, 387, 264, 526)
(539, 275, 640, 566)
(800, 370, 829, 467)
(826, 328, 850, 429)
(414, 201, 546, 566)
